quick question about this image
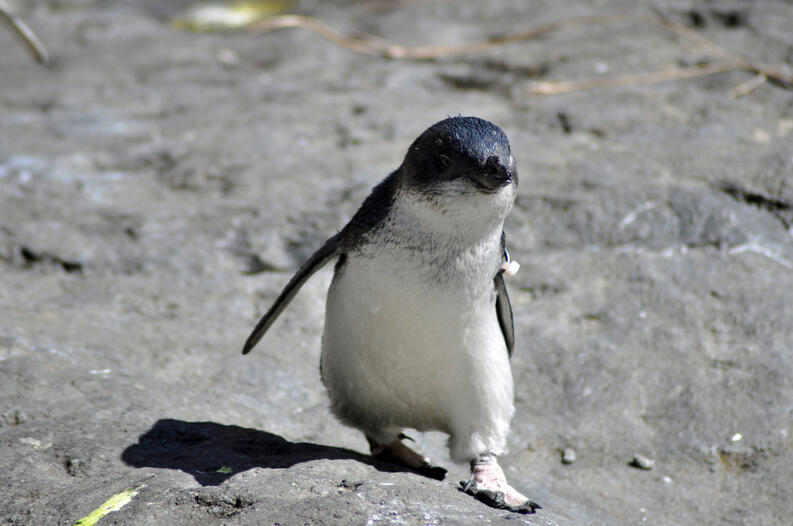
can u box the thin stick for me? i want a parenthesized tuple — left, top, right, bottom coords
(251, 14, 628, 59)
(249, 11, 793, 92)
(252, 15, 380, 56)
(377, 16, 624, 59)
(654, 15, 792, 88)
(728, 73, 767, 99)
(0, 4, 49, 64)
(527, 60, 739, 95)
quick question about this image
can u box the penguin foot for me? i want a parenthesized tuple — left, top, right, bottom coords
(460, 454, 541, 514)
(369, 437, 447, 481)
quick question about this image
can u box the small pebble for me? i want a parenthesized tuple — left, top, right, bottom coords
(217, 48, 240, 67)
(629, 453, 654, 470)
(561, 448, 576, 464)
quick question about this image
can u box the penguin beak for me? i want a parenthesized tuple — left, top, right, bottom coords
(470, 156, 514, 191)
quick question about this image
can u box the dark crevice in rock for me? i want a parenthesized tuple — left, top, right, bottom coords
(711, 9, 750, 28)
(473, 58, 551, 79)
(678, 8, 750, 29)
(437, 59, 549, 98)
(437, 72, 511, 97)
(19, 246, 84, 274)
(716, 181, 793, 229)
(556, 112, 573, 134)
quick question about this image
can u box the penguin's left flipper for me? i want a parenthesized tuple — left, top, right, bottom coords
(242, 233, 343, 355)
(495, 231, 515, 356)
(494, 272, 514, 357)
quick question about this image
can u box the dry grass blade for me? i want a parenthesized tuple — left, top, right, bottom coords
(383, 15, 625, 60)
(0, 4, 49, 64)
(252, 15, 380, 55)
(728, 73, 767, 99)
(376, 16, 623, 59)
(251, 14, 627, 59)
(249, 9, 793, 94)
(528, 61, 739, 95)
(652, 11, 793, 88)
(528, 12, 792, 96)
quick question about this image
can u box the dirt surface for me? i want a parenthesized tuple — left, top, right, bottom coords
(2, 1, 793, 524)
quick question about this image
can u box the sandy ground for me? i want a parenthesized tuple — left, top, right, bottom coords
(2, 1, 793, 524)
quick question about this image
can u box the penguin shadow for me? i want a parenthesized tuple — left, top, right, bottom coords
(121, 419, 422, 486)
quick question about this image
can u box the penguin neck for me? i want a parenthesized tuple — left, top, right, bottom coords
(388, 185, 511, 248)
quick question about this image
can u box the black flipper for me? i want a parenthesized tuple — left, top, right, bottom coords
(495, 231, 515, 357)
(242, 233, 343, 355)
(242, 172, 400, 356)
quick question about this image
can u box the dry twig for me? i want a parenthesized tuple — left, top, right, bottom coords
(250, 8, 793, 95)
(527, 60, 740, 95)
(252, 15, 379, 55)
(251, 14, 626, 60)
(0, 3, 49, 64)
(652, 12, 792, 89)
(727, 73, 768, 99)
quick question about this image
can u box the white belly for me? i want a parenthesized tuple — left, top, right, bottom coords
(320, 253, 514, 461)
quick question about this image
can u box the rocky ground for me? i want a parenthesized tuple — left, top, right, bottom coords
(1, 0, 793, 524)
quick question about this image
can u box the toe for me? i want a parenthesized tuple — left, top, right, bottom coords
(470, 488, 506, 509)
(511, 499, 542, 514)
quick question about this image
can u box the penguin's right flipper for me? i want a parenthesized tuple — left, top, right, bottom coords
(242, 233, 342, 355)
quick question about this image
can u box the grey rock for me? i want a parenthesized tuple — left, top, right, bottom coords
(561, 448, 576, 465)
(2, 1, 793, 525)
(629, 454, 654, 471)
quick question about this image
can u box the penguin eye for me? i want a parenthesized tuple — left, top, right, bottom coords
(438, 154, 452, 169)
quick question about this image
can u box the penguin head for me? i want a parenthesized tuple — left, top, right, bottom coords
(397, 117, 517, 232)
(402, 116, 517, 195)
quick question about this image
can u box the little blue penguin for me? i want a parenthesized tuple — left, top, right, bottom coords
(242, 116, 540, 513)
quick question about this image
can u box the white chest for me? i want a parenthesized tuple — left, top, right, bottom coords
(320, 243, 512, 435)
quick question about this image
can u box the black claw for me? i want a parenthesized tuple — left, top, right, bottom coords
(460, 479, 474, 495)
(514, 500, 542, 514)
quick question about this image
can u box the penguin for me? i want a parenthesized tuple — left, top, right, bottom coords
(242, 116, 540, 514)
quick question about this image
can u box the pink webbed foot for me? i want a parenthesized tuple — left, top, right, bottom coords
(460, 454, 541, 514)
(368, 435, 447, 481)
